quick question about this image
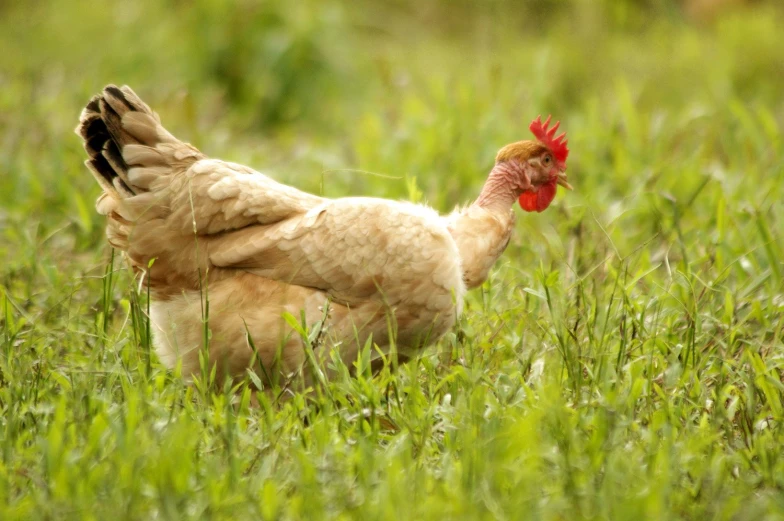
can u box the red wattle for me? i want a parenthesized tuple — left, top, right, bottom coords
(536, 181, 557, 212)
(518, 181, 558, 213)
(518, 191, 538, 212)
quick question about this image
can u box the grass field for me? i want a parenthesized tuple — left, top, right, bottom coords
(1, 1, 784, 519)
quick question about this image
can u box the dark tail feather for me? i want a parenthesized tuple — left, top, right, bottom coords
(75, 85, 177, 197)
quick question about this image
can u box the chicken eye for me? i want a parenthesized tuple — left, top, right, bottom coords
(543, 155, 552, 165)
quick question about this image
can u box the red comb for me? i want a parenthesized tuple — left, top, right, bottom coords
(529, 115, 569, 164)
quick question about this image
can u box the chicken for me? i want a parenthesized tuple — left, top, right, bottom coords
(76, 85, 571, 388)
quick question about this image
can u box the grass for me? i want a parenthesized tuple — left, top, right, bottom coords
(1, 0, 784, 519)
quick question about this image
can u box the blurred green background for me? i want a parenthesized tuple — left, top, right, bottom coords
(3, 0, 783, 221)
(1, 1, 784, 519)
(3, 0, 782, 298)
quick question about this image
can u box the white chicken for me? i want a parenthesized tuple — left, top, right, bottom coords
(76, 85, 571, 387)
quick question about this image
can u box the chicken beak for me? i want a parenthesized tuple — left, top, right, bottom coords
(556, 171, 573, 190)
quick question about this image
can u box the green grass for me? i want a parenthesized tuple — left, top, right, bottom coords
(1, 1, 784, 519)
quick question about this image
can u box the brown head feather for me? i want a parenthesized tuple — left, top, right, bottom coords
(495, 141, 548, 163)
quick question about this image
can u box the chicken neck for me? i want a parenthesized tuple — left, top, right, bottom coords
(446, 161, 529, 289)
(473, 160, 532, 213)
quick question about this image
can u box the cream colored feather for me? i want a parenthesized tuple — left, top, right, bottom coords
(76, 85, 520, 388)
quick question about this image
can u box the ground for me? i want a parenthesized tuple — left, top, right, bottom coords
(1, 1, 783, 519)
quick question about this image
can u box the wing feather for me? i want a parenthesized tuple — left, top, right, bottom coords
(164, 159, 325, 235)
(207, 198, 463, 309)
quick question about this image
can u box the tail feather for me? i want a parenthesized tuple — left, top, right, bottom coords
(77, 85, 211, 292)
(76, 84, 196, 200)
(77, 88, 138, 197)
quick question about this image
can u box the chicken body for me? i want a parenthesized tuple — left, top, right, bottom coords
(150, 195, 470, 383)
(77, 85, 563, 387)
